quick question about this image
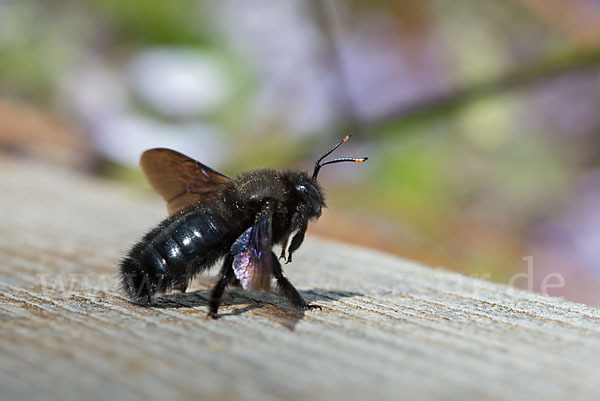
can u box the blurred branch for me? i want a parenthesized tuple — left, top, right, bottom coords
(310, 0, 364, 135)
(511, 0, 600, 46)
(375, 45, 600, 131)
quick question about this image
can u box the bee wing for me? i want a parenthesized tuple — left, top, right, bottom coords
(230, 204, 274, 292)
(140, 148, 231, 214)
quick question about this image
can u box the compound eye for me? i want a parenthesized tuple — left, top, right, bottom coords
(296, 183, 321, 214)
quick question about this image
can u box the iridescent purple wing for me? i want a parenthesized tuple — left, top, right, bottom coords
(231, 204, 274, 292)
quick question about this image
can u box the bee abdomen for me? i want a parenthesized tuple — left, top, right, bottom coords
(172, 213, 222, 256)
(119, 209, 228, 304)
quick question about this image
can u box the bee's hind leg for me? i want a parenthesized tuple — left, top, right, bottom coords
(271, 252, 321, 311)
(207, 254, 235, 319)
(173, 282, 188, 293)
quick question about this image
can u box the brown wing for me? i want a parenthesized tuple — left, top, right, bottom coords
(140, 148, 231, 214)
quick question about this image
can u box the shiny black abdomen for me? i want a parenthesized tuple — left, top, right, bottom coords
(139, 211, 224, 274)
(120, 208, 232, 303)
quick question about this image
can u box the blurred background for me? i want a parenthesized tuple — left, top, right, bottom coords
(1, 0, 600, 305)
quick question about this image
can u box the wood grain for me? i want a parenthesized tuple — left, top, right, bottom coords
(1, 159, 599, 401)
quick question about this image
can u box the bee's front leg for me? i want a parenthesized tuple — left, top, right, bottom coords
(279, 226, 305, 263)
(284, 226, 306, 264)
(280, 206, 309, 263)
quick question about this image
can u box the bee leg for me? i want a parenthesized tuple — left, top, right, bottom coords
(279, 235, 290, 261)
(285, 224, 306, 264)
(284, 207, 309, 263)
(173, 282, 188, 293)
(271, 252, 321, 311)
(207, 254, 235, 319)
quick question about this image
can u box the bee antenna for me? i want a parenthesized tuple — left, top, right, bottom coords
(312, 135, 368, 179)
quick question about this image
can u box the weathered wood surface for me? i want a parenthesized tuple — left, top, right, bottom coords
(1, 159, 600, 401)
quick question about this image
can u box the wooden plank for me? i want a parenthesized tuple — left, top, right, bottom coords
(1, 159, 599, 401)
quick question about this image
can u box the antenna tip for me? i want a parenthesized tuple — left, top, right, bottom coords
(356, 157, 368, 163)
(342, 134, 352, 142)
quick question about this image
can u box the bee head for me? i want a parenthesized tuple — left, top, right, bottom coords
(292, 135, 367, 217)
(295, 180, 323, 216)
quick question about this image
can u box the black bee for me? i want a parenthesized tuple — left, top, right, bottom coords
(119, 135, 367, 318)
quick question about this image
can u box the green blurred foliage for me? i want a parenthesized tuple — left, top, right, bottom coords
(0, 2, 78, 102)
(85, 0, 209, 45)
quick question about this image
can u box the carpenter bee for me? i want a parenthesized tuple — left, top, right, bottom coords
(119, 135, 367, 318)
